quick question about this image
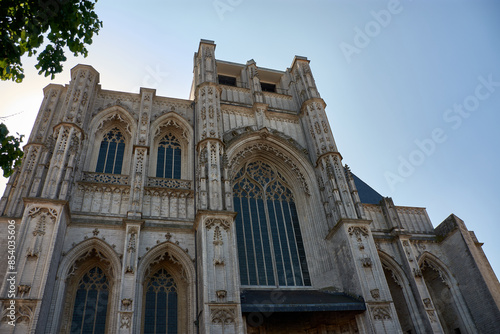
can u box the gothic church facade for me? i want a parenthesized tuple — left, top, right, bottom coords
(0, 40, 499, 333)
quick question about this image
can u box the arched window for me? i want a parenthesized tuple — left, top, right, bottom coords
(96, 127, 125, 174)
(233, 161, 310, 286)
(143, 268, 178, 334)
(70, 266, 110, 333)
(156, 133, 181, 179)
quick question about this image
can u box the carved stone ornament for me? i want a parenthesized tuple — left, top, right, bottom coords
(413, 267, 423, 278)
(423, 298, 432, 308)
(205, 218, 230, 231)
(120, 312, 132, 329)
(67, 248, 111, 279)
(370, 289, 380, 300)
(427, 310, 437, 323)
(18, 285, 31, 297)
(146, 251, 188, 282)
(96, 112, 132, 135)
(421, 260, 449, 287)
(28, 206, 58, 220)
(382, 262, 402, 287)
(216, 290, 227, 299)
(121, 298, 133, 310)
(1, 300, 36, 324)
(213, 225, 225, 265)
(211, 307, 235, 325)
(155, 118, 189, 139)
(348, 226, 369, 242)
(371, 305, 392, 320)
(229, 143, 310, 195)
(361, 257, 372, 268)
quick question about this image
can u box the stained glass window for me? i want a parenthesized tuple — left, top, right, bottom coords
(233, 161, 311, 286)
(96, 127, 125, 174)
(143, 268, 178, 334)
(70, 267, 109, 334)
(156, 134, 181, 179)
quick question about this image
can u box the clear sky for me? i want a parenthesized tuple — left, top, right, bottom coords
(1, 0, 499, 277)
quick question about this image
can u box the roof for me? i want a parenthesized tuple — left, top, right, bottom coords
(351, 173, 384, 205)
(240, 289, 366, 313)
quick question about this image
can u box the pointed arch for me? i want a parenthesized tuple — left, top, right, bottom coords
(135, 242, 195, 334)
(418, 251, 477, 333)
(47, 238, 122, 334)
(149, 112, 194, 180)
(378, 251, 425, 333)
(226, 130, 329, 288)
(226, 130, 313, 197)
(85, 106, 137, 175)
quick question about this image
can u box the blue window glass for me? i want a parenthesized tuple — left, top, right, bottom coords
(143, 268, 178, 334)
(70, 267, 109, 334)
(232, 161, 310, 287)
(96, 128, 126, 174)
(157, 134, 182, 179)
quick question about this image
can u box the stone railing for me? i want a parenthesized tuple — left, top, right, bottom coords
(147, 177, 191, 190)
(220, 86, 252, 105)
(82, 172, 130, 185)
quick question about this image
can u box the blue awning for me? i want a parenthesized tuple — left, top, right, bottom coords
(240, 289, 366, 313)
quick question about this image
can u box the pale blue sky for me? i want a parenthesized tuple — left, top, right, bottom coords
(1, 0, 499, 276)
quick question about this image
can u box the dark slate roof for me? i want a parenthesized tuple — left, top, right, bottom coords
(240, 290, 366, 313)
(351, 173, 384, 205)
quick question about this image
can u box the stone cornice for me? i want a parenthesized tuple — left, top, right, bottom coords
(196, 138, 225, 151)
(315, 151, 343, 167)
(326, 218, 372, 240)
(194, 210, 237, 231)
(299, 97, 327, 115)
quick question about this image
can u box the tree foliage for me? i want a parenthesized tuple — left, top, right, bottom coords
(0, 123, 24, 178)
(1, 0, 102, 83)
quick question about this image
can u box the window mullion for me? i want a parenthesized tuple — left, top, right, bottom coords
(255, 196, 269, 286)
(286, 200, 304, 285)
(165, 290, 169, 334)
(263, 190, 279, 288)
(104, 141, 110, 173)
(154, 290, 158, 334)
(247, 195, 260, 285)
(112, 141, 119, 174)
(79, 287, 89, 334)
(272, 198, 287, 286)
(92, 289, 101, 334)
(280, 199, 296, 286)
(239, 195, 250, 285)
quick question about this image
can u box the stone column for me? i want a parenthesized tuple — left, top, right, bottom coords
(127, 88, 154, 219)
(395, 233, 445, 333)
(41, 124, 83, 199)
(193, 39, 244, 333)
(380, 198, 444, 332)
(246, 60, 264, 104)
(40, 65, 99, 201)
(0, 199, 68, 334)
(1, 84, 64, 216)
(117, 221, 143, 333)
(327, 219, 403, 333)
(195, 212, 244, 334)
